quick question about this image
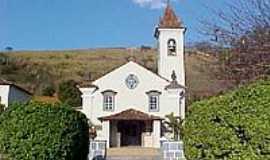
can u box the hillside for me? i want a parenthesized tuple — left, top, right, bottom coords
(0, 48, 231, 103)
(184, 79, 270, 159)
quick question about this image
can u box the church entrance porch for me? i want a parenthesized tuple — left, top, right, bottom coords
(98, 108, 163, 148)
(117, 120, 145, 146)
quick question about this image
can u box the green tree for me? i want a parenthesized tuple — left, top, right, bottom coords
(183, 79, 270, 159)
(0, 102, 89, 160)
(5, 46, 13, 52)
(58, 80, 82, 107)
(202, 0, 270, 84)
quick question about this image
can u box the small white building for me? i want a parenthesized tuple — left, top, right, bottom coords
(0, 79, 32, 107)
(79, 4, 186, 148)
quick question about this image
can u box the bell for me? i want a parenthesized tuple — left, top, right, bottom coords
(168, 45, 174, 50)
(168, 40, 176, 51)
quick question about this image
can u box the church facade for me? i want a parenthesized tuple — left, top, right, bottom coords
(79, 4, 186, 148)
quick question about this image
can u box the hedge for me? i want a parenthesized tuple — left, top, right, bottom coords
(184, 80, 270, 159)
(0, 102, 89, 160)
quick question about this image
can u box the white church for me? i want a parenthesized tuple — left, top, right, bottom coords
(79, 4, 186, 148)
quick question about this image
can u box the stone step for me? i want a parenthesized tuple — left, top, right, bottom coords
(106, 147, 162, 160)
(107, 147, 161, 156)
(106, 155, 162, 160)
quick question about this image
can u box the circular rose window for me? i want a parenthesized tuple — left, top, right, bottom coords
(125, 74, 139, 89)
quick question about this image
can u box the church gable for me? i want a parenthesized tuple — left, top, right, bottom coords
(92, 61, 170, 90)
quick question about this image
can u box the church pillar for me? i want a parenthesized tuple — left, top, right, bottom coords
(102, 121, 110, 148)
(153, 120, 161, 148)
(180, 97, 185, 119)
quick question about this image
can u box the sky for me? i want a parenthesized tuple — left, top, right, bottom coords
(0, 0, 227, 51)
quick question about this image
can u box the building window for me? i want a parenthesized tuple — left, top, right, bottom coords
(104, 95, 114, 111)
(168, 39, 177, 56)
(102, 90, 117, 111)
(146, 90, 161, 112)
(149, 95, 159, 111)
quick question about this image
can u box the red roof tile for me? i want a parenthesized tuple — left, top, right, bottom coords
(159, 4, 182, 28)
(99, 108, 163, 121)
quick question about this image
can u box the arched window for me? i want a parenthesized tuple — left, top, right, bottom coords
(146, 90, 161, 112)
(167, 39, 177, 56)
(101, 90, 117, 111)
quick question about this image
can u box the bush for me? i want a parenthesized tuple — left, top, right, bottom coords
(58, 80, 82, 107)
(0, 63, 19, 74)
(184, 80, 270, 159)
(0, 104, 4, 113)
(42, 85, 56, 96)
(0, 53, 9, 65)
(0, 102, 89, 160)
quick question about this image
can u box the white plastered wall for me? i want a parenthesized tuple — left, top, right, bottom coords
(80, 62, 185, 142)
(0, 85, 10, 107)
(81, 62, 181, 125)
(157, 28, 185, 86)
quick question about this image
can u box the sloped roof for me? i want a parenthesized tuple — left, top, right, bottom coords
(78, 81, 99, 89)
(164, 71, 185, 90)
(99, 108, 163, 121)
(159, 4, 182, 28)
(165, 80, 185, 90)
(0, 79, 32, 95)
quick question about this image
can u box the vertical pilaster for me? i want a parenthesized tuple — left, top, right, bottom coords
(153, 120, 161, 148)
(102, 121, 110, 148)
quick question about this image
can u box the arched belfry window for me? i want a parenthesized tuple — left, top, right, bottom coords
(168, 39, 177, 56)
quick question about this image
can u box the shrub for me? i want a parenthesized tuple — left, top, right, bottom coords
(58, 80, 82, 107)
(42, 85, 56, 96)
(165, 113, 184, 141)
(0, 63, 19, 74)
(0, 53, 9, 65)
(183, 80, 270, 159)
(0, 102, 89, 160)
(0, 104, 4, 113)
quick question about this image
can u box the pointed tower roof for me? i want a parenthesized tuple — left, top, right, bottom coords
(159, 3, 182, 28)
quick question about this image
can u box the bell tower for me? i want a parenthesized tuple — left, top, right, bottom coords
(155, 3, 186, 85)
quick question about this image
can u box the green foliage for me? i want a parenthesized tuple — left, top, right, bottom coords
(0, 62, 19, 74)
(42, 85, 56, 96)
(0, 53, 9, 65)
(0, 102, 89, 160)
(58, 80, 82, 107)
(165, 113, 184, 140)
(184, 80, 270, 159)
(0, 104, 4, 113)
